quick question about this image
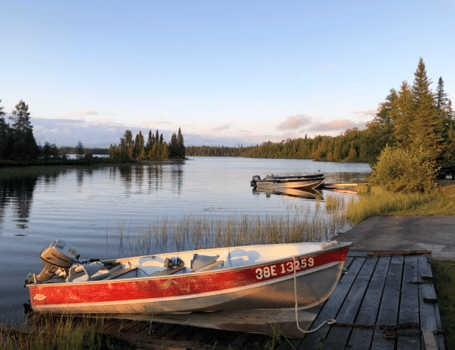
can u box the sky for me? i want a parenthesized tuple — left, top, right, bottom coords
(1, 0, 455, 148)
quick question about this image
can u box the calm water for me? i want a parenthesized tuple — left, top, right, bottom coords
(0, 157, 371, 324)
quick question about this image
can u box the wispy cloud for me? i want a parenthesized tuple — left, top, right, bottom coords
(349, 110, 377, 118)
(310, 119, 365, 131)
(213, 124, 231, 131)
(314, 65, 335, 73)
(276, 114, 312, 130)
(62, 109, 99, 119)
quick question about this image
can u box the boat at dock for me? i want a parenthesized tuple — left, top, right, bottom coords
(25, 239, 351, 315)
(250, 173, 325, 190)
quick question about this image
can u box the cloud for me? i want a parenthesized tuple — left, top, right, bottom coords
(349, 110, 377, 118)
(276, 114, 312, 130)
(62, 109, 99, 119)
(314, 65, 335, 73)
(310, 119, 365, 132)
(213, 124, 231, 131)
(50, 129, 58, 134)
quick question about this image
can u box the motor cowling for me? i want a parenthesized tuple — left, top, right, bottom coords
(36, 240, 77, 282)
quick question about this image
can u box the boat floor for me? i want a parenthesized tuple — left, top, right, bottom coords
(22, 251, 445, 349)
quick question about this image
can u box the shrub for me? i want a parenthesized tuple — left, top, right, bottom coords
(368, 145, 439, 193)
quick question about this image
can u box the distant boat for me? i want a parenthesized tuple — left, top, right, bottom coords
(25, 239, 350, 315)
(250, 173, 324, 190)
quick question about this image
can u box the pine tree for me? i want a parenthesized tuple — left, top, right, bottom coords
(76, 141, 84, 155)
(10, 100, 32, 133)
(177, 127, 185, 158)
(9, 100, 39, 160)
(134, 131, 144, 158)
(392, 81, 413, 148)
(169, 132, 177, 158)
(410, 58, 443, 162)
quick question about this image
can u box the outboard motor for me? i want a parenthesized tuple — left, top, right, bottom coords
(250, 175, 261, 187)
(35, 239, 77, 282)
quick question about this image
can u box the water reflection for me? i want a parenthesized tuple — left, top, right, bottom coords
(0, 175, 39, 230)
(252, 187, 323, 200)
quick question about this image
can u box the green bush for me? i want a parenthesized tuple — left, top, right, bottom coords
(368, 145, 439, 193)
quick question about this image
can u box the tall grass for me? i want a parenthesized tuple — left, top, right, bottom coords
(0, 315, 120, 350)
(345, 186, 455, 224)
(110, 198, 351, 256)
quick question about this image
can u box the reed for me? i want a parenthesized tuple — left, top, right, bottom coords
(110, 199, 351, 256)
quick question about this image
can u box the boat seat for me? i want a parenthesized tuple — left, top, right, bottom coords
(194, 260, 224, 272)
(191, 254, 224, 272)
(152, 266, 186, 276)
(66, 262, 111, 282)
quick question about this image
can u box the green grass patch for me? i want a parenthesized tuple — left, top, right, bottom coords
(345, 188, 455, 224)
(431, 260, 455, 349)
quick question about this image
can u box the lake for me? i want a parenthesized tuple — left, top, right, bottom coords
(0, 156, 371, 324)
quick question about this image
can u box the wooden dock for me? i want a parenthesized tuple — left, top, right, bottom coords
(19, 251, 445, 349)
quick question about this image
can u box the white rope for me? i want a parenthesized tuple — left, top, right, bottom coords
(293, 256, 336, 334)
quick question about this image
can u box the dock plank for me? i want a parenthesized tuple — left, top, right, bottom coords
(397, 255, 421, 350)
(298, 257, 366, 349)
(417, 255, 438, 350)
(346, 255, 391, 350)
(322, 256, 379, 350)
(370, 255, 404, 350)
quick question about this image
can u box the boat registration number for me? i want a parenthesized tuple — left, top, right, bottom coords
(255, 257, 315, 280)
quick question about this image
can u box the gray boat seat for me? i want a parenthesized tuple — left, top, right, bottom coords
(191, 254, 224, 272)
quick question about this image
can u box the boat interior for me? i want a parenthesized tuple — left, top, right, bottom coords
(36, 241, 346, 285)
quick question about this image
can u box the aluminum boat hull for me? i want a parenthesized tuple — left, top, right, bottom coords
(27, 242, 350, 314)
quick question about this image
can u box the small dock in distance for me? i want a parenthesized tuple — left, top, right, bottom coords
(21, 251, 445, 349)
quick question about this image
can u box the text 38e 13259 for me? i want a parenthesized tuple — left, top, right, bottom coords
(255, 257, 315, 280)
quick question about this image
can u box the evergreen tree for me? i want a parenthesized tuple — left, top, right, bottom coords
(169, 132, 178, 158)
(435, 77, 449, 109)
(10, 100, 32, 133)
(177, 127, 185, 158)
(409, 58, 443, 162)
(392, 81, 413, 148)
(134, 131, 144, 158)
(0, 99, 8, 159)
(76, 141, 84, 155)
(9, 100, 39, 160)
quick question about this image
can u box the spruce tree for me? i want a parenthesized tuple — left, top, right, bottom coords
(410, 58, 443, 162)
(392, 81, 413, 148)
(177, 127, 185, 158)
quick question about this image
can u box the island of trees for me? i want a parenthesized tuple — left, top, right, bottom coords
(187, 58, 454, 181)
(108, 128, 185, 162)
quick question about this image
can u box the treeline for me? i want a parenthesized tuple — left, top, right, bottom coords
(187, 58, 455, 176)
(187, 131, 364, 163)
(59, 146, 109, 155)
(109, 128, 185, 161)
(0, 99, 63, 161)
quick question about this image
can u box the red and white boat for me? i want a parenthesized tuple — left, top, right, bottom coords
(25, 240, 351, 314)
